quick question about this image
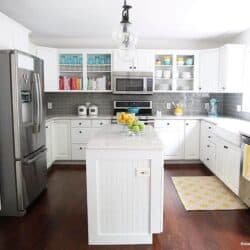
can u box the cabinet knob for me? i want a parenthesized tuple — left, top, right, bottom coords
(186, 123, 189, 126)
(208, 126, 211, 129)
(79, 122, 82, 125)
(129, 66, 132, 69)
(133, 66, 136, 69)
(207, 145, 210, 148)
(46, 126, 48, 129)
(167, 123, 170, 126)
(208, 136, 211, 139)
(80, 147, 83, 150)
(199, 87, 202, 90)
(224, 145, 228, 149)
(79, 131, 82, 134)
(206, 158, 210, 161)
(100, 122, 103, 125)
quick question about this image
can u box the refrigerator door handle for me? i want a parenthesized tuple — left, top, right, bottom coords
(33, 73, 40, 132)
(25, 148, 47, 164)
(36, 73, 43, 130)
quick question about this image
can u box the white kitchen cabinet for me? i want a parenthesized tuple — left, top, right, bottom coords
(0, 12, 30, 52)
(45, 121, 54, 168)
(184, 120, 200, 159)
(219, 44, 246, 93)
(155, 120, 185, 160)
(216, 137, 241, 195)
(113, 50, 154, 72)
(199, 49, 219, 92)
(36, 46, 59, 92)
(52, 120, 71, 160)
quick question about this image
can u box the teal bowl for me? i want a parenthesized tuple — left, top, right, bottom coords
(128, 107, 139, 115)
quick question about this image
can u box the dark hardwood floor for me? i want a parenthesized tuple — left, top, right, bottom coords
(0, 164, 249, 250)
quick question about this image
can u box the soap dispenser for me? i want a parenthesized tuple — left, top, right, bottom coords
(208, 98, 218, 117)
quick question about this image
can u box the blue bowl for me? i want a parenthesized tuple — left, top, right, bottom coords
(128, 107, 139, 115)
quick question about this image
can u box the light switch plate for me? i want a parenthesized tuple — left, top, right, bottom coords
(166, 103, 171, 109)
(236, 105, 242, 112)
(48, 102, 53, 109)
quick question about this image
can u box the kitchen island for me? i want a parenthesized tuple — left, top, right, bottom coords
(86, 125, 164, 245)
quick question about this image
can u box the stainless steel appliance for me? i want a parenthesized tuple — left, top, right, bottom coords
(0, 50, 47, 216)
(112, 101, 155, 126)
(239, 135, 250, 207)
(113, 72, 153, 94)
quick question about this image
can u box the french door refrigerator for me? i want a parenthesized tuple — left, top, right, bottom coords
(0, 50, 47, 216)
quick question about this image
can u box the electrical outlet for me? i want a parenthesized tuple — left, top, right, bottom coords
(48, 102, 53, 110)
(236, 105, 242, 112)
(205, 103, 209, 111)
(166, 103, 171, 110)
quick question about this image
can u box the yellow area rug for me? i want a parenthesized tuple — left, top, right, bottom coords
(172, 176, 247, 211)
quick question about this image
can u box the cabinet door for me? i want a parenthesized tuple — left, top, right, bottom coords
(199, 49, 219, 92)
(200, 121, 208, 163)
(113, 50, 134, 71)
(134, 50, 154, 72)
(52, 120, 71, 160)
(156, 120, 184, 159)
(36, 46, 59, 92)
(223, 143, 241, 195)
(184, 120, 200, 159)
(45, 121, 53, 168)
(219, 44, 245, 93)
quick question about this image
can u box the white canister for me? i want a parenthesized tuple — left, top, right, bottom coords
(78, 105, 87, 116)
(89, 105, 98, 116)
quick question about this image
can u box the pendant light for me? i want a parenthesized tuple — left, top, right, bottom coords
(113, 0, 137, 61)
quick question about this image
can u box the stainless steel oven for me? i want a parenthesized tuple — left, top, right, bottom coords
(113, 72, 153, 94)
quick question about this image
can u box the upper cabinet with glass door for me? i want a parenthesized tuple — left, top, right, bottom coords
(154, 51, 199, 92)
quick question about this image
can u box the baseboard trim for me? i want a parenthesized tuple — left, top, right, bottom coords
(165, 160, 202, 164)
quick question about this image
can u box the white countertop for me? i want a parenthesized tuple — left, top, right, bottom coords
(87, 125, 164, 150)
(46, 114, 250, 138)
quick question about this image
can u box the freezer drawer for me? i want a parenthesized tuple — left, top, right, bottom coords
(16, 147, 47, 211)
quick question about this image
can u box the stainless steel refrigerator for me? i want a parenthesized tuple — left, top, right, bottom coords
(0, 50, 47, 216)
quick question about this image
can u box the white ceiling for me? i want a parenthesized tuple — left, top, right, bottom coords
(1, 0, 250, 40)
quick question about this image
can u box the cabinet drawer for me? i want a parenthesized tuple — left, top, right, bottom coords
(71, 120, 91, 128)
(72, 144, 86, 160)
(155, 120, 184, 129)
(92, 119, 111, 128)
(71, 128, 91, 143)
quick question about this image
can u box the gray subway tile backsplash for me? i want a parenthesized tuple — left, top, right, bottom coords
(45, 93, 224, 116)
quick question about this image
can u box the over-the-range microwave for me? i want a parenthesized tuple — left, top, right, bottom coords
(113, 71, 153, 94)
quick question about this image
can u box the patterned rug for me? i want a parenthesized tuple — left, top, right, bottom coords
(172, 176, 247, 211)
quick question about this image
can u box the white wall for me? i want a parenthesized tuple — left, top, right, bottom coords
(230, 28, 250, 44)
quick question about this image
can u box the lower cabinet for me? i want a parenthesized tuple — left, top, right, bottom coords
(45, 121, 53, 168)
(155, 120, 185, 160)
(155, 119, 200, 160)
(184, 120, 200, 159)
(215, 137, 241, 195)
(52, 120, 72, 160)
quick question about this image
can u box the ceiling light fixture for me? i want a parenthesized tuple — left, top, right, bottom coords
(113, 0, 137, 60)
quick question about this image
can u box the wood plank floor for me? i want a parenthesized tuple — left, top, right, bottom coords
(0, 164, 249, 250)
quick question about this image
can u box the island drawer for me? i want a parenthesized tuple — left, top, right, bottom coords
(71, 120, 91, 128)
(92, 119, 111, 128)
(154, 119, 184, 129)
(72, 143, 86, 160)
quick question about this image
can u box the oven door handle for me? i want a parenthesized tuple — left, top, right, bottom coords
(25, 148, 47, 164)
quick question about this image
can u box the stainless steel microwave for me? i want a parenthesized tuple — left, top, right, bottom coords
(113, 72, 153, 94)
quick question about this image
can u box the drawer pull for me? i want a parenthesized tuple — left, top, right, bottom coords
(208, 126, 211, 129)
(79, 122, 82, 125)
(79, 147, 83, 150)
(224, 145, 228, 149)
(166, 123, 170, 126)
(207, 145, 210, 148)
(208, 136, 211, 139)
(79, 131, 82, 134)
(100, 122, 103, 125)
(206, 158, 209, 161)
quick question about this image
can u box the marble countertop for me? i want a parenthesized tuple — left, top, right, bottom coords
(46, 114, 250, 138)
(87, 125, 164, 150)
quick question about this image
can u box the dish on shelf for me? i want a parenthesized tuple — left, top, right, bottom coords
(163, 70, 171, 79)
(185, 58, 193, 65)
(155, 70, 162, 78)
